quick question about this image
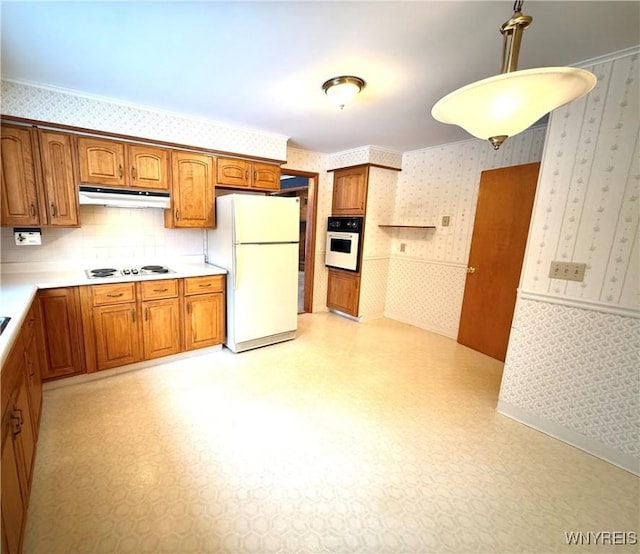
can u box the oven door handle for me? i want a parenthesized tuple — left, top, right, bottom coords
(328, 232, 356, 239)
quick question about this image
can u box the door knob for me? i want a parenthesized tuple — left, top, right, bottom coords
(467, 266, 476, 274)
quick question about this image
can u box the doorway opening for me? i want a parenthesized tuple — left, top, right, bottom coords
(271, 170, 319, 314)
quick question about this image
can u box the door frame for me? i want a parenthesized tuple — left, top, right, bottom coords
(276, 169, 319, 313)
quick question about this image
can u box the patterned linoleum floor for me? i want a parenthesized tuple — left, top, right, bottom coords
(25, 313, 639, 553)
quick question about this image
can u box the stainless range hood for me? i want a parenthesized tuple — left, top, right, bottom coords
(78, 186, 171, 209)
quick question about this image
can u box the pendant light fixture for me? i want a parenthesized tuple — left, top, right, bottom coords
(322, 76, 366, 110)
(431, 1, 597, 150)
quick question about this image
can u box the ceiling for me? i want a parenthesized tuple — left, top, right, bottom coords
(1, 2, 638, 154)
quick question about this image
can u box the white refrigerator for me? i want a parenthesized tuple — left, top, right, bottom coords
(206, 194, 300, 353)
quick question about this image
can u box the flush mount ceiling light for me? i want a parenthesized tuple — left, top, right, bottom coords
(431, 1, 597, 150)
(322, 76, 366, 109)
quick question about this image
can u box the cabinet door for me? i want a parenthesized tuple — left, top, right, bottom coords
(128, 144, 170, 191)
(38, 288, 84, 379)
(184, 293, 224, 350)
(77, 137, 126, 187)
(217, 158, 250, 188)
(142, 298, 181, 360)
(327, 269, 360, 316)
(38, 130, 80, 226)
(0, 125, 41, 227)
(252, 163, 280, 191)
(24, 334, 43, 433)
(13, 374, 36, 487)
(93, 303, 142, 370)
(332, 166, 368, 216)
(1, 423, 26, 554)
(169, 152, 215, 228)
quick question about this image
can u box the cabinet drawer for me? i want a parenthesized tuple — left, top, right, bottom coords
(91, 283, 136, 306)
(184, 275, 224, 296)
(139, 279, 179, 300)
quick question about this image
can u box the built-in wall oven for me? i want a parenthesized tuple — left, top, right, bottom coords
(325, 216, 363, 272)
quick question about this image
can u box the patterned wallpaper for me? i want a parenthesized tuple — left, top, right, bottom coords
(0, 206, 204, 264)
(393, 127, 546, 264)
(326, 145, 403, 171)
(500, 298, 639, 470)
(520, 52, 639, 310)
(500, 48, 640, 474)
(1, 80, 288, 161)
(383, 127, 545, 335)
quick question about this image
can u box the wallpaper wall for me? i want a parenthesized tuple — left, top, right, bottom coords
(384, 127, 546, 336)
(520, 52, 639, 310)
(359, 167, 398, 320)
(499, 49, 640, 475)
(1, 80, 288, 161)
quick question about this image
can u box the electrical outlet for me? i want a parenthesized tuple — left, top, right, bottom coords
(548, 261, 586, 282)
(400, 243, 406, 253)
(441, 215, 450, 227)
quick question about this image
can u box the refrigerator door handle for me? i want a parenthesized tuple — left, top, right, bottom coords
(234, 248, 240, 290)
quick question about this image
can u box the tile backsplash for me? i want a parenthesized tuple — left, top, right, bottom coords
(0, 206, 204, 265)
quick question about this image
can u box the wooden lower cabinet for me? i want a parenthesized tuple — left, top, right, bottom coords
(327, 269, 360, 317)
(183, 275, 225, 350)
(142, 298, 181, 359)
(2, 419, 26, 554)
(1, 307, 42, 554)
(81, 276, 225, 371)
(38, 287, 84, 379)
(184, 293, 224, 350)
(93, 303, 142, 370)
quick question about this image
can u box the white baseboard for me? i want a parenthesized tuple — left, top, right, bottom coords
(383, 311, 457, 339)
(497, 400, 639, 476)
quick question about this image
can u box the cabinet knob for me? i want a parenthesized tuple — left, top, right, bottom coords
(30, 203, 37, 217)
(131, 309, 136, 323)
(145, 307, 149, 321)
(50, 203, 57, 217)
(466, 266, 476, 274)
(118, 164, 123, 179)
(131, 166, 136, 180)
(175, 210, 180, 220)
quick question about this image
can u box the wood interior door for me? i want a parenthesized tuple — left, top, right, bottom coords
(457, 162, 540, 361)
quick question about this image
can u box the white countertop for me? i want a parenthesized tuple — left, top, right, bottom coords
(0, 260, 227, 366)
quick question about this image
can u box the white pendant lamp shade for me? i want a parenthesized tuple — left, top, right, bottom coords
(322, 76, 366, 109)
(432, 67, 597, 146)
(431, 1, 598, 149)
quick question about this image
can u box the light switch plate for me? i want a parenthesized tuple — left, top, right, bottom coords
(548, 261, 586, 282)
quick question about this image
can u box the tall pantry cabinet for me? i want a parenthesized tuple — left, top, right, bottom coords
(326, 166, 369, 317)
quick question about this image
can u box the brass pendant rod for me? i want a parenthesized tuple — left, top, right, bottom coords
(499, 11, 533, 74)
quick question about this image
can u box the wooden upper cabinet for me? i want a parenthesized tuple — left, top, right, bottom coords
(253, 163, 280, 191)
(166, 151, 215, 228)
(77, 136, 126, 187)
(217, 158, 251, 188)
(78, 137, 170, 191)
(0, 125, 41, 227)
(127, 144, 170, 190)
(38, 130, 80, 226)
(332, 166, 369, 216)
(217, 157, 280, 191)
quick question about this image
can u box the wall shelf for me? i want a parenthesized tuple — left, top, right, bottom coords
(378, 225, 436, 229)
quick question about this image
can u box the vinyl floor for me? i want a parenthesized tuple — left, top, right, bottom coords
(24, 313, 639, 553)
